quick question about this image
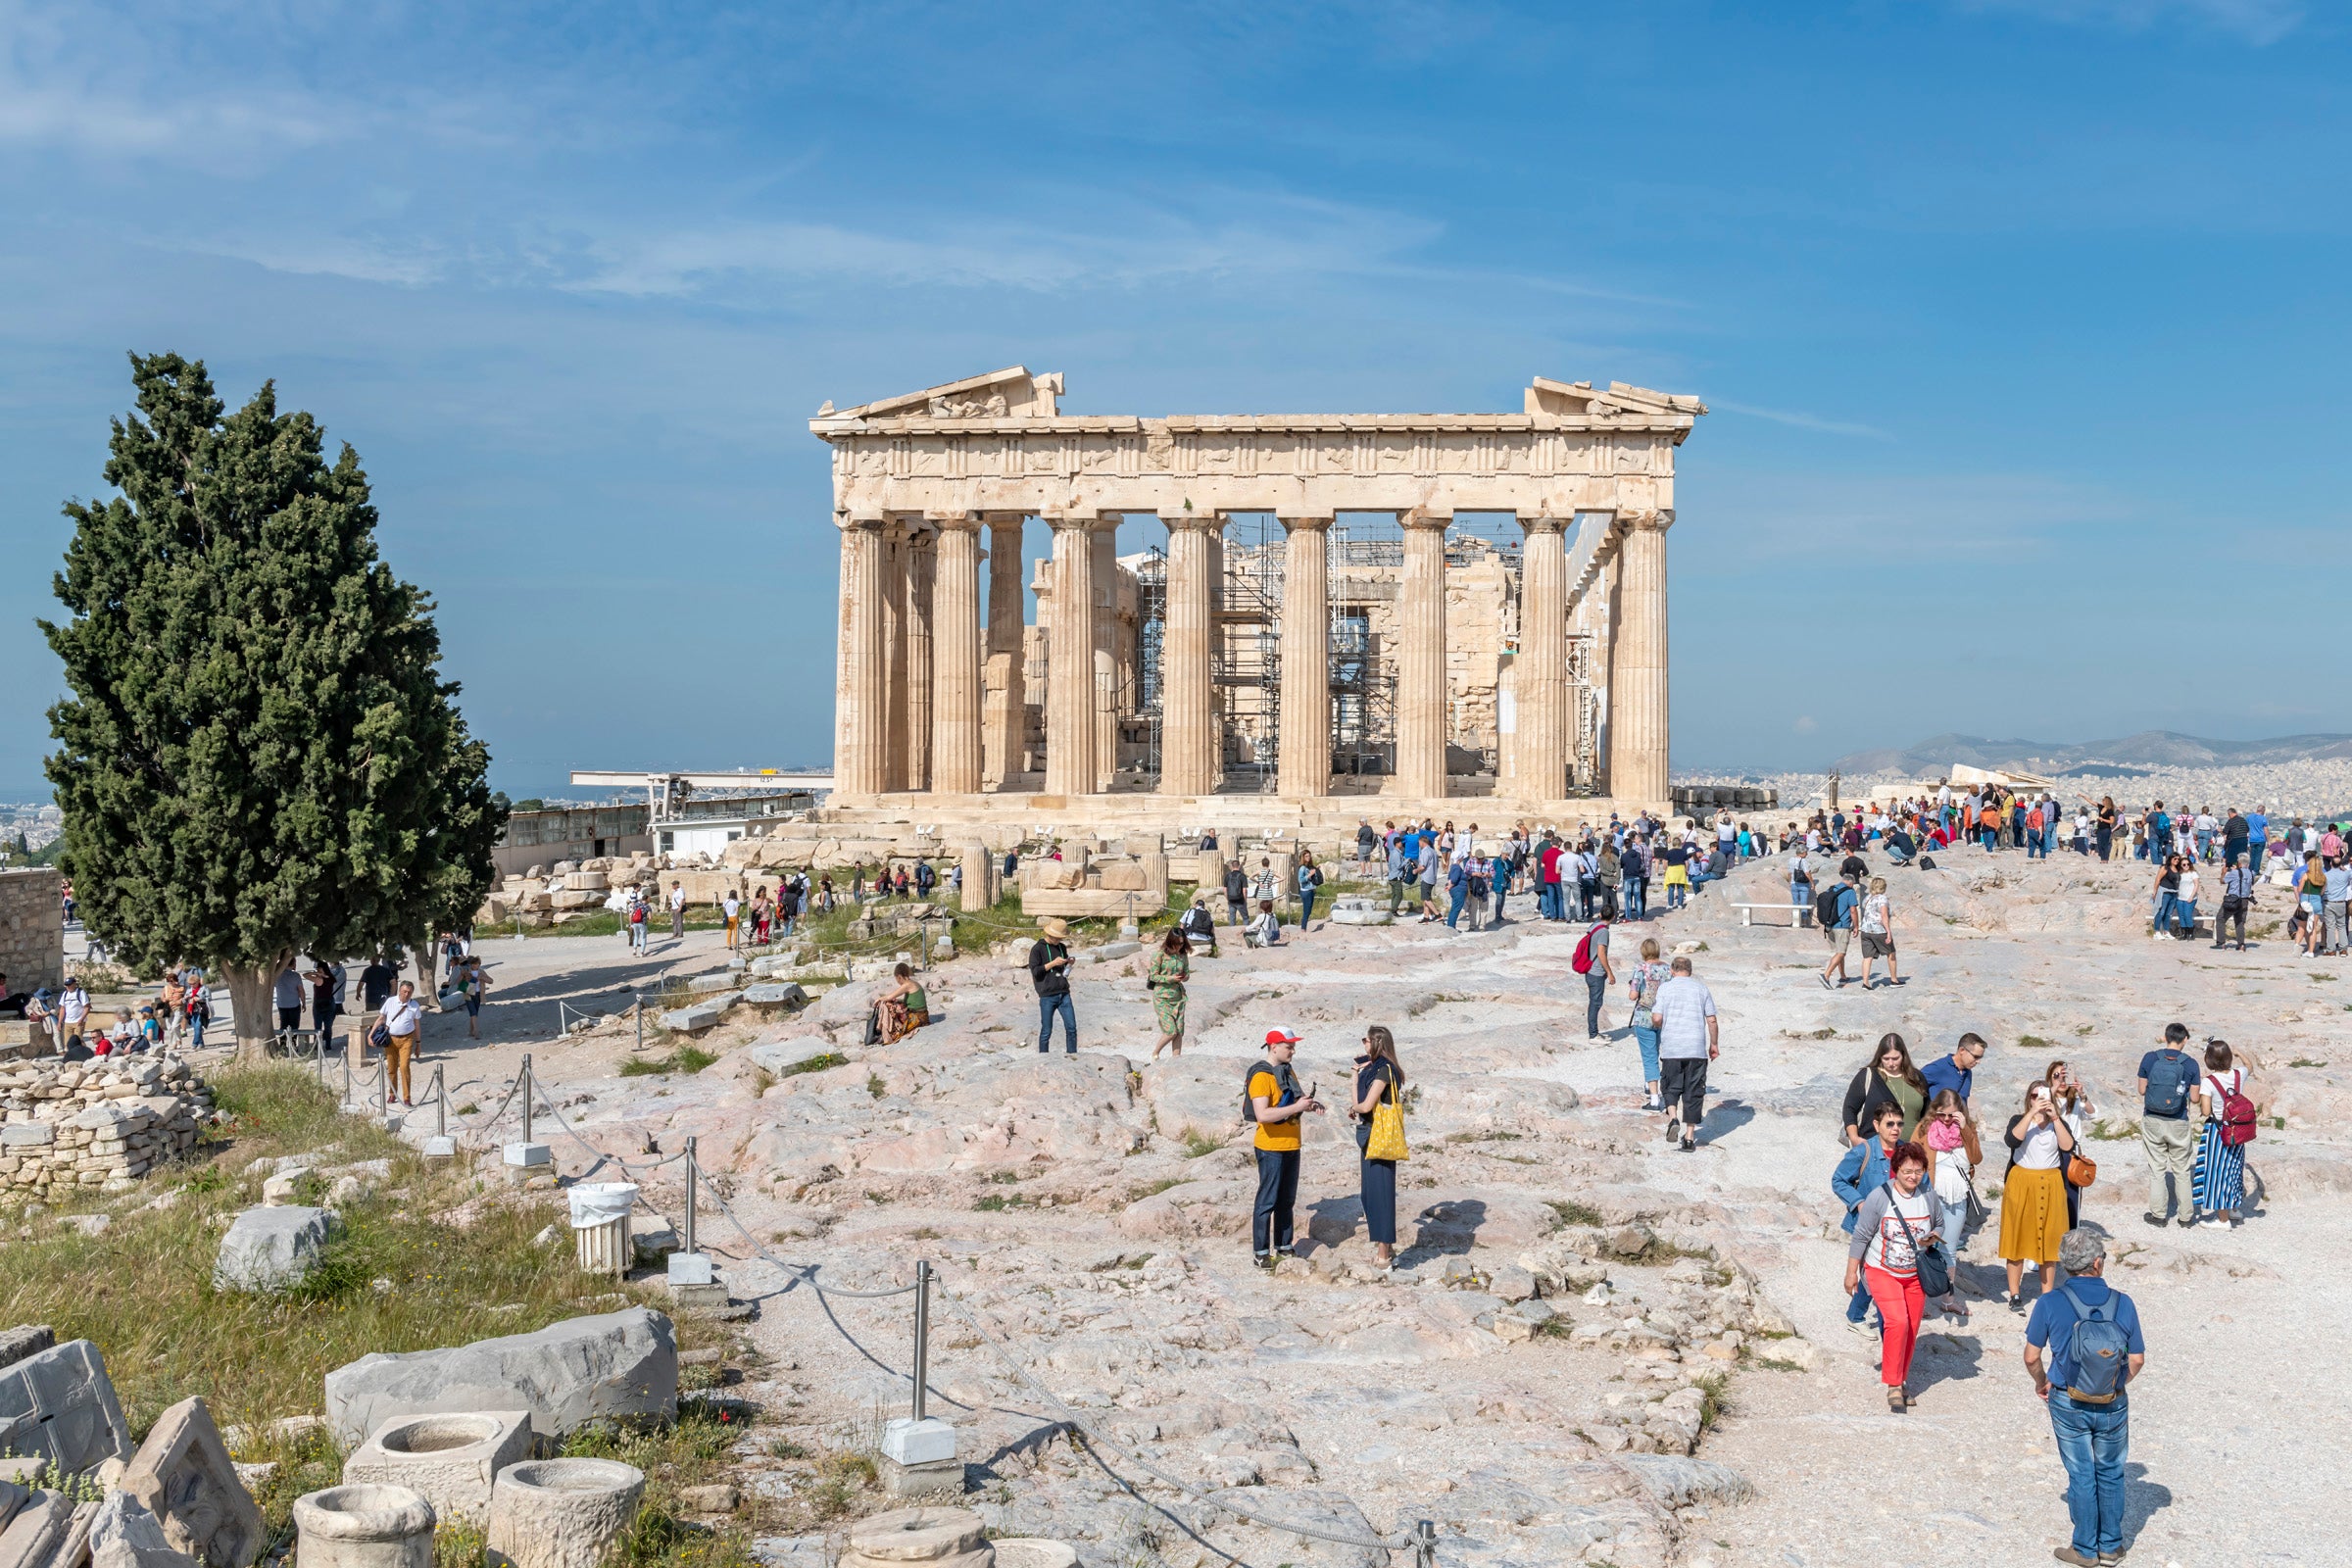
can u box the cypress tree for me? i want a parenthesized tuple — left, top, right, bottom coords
(42, 353, 505, 1058)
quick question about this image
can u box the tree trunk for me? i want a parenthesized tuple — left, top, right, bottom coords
(225, 962, 280, 1062)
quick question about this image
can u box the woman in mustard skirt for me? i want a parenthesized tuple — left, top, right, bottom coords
(1999, 1080, 2079, 1312)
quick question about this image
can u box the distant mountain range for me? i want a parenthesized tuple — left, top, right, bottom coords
(1831, 731, 2352, 777)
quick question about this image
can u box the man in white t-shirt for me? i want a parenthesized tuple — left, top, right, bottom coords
(379, 980, 424, 1107)
(58, 979, 90, 1050)
(668, 882, 687, 942)
(1653, 956, 1719, 1154)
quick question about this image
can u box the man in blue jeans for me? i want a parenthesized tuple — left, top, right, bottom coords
(1027, 917, 1077, 1054)
(2026, 1229, 2146, 1566)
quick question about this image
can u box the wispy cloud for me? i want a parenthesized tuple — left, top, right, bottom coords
(1955, 0, 2304, 45)
(563, 193, 1449, 299)
(1710, 400, 1892, 441)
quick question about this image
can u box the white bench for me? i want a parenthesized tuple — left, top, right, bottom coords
(1730, 903, 1815, 928)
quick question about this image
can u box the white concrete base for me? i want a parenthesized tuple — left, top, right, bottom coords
(880, 1417, 956, 1467)
(503, 1143, 551, 1168)
(420, 1137, 457, 1158)
(665, 1251, 714, 1287)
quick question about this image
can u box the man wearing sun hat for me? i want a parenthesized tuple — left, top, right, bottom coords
(1029, 916, 1078, 1054)
(1248, 1028, 1325, 1268)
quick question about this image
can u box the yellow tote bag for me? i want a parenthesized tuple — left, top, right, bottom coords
(1365, 1076, 1409, 1162)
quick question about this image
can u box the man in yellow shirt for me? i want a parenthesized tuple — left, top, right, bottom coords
(1249, 1029, 1324, 1269)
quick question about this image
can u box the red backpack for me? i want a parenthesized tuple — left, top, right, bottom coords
(1572, 924, 1608, 974)
(2212, 1074, 2258, 1148)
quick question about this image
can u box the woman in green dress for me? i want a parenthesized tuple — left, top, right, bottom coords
(1148, 927, 1190, 1058)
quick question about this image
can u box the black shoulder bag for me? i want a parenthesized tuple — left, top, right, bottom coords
(1877, 1181, 1952, 1298)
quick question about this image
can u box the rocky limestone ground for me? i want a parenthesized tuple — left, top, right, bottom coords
(345, 849, 2347, 1567)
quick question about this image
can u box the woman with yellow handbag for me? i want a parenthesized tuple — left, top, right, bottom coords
(1352, 1025, 1410, 1270)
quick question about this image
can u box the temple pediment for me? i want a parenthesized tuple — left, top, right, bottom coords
(1525, 377, 1708, 419)
(820, 367, 1064, 423)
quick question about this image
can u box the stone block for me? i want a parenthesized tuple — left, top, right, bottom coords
(502, 1144, 551, 1169)
(849, 1506, 985, 1562)
(658, 1000, 733, 1032)
(342, 1411, 532, 1528)
(743, 984, 807, 1008)
(120, 1395, 267, 1568)
(262, 1167, 315, 1204)
(292, 1484, 434, 1568)
(989, 1544, 1075, 1568)
(0, 1492, 72, 1568)
(486, 1459, 642, 1568)
(685, 973, 737, 995)
(1086, 941, 1141, 962)
(215, 1206, 333, 1294)
(664, 1253, 713, 1287)
(0, 1126, 53, 1149)
(0, 1325, 53, 1371)
(0, 1338, 133, 1475)
(879, 1418, 956, 1467)
(322, 1308, 677, 1446)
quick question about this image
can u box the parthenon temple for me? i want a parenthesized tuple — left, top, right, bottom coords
(817, 368, 1702, 829)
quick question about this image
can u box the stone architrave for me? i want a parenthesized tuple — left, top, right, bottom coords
(120, 1395, 268, 1568)
(1157, 512, 1220, 797)
(834, 518, 890, 796)
(928, 516, 984, 795)
(904, 524, 937, 793)
(0, 1338, 134, 1476)
(1607, 511, 1670, 806)
(1396, 512, 1450, 800)
(1276, 516, 1332, 799)
(1515, 515, 1570, 801)
(982, 514, 1026, 787)
(1041, 515, 1098, 798)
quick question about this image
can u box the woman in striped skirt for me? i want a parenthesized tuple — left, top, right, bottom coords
(2191, 1038, 2247, 1228)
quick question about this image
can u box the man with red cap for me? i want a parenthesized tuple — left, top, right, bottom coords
(1249, 1028, 1324, 1269)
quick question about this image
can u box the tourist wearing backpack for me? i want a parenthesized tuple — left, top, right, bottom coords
(1246, 1029, 1325, 1269)
(1817, 870, 1861, 991)
(2024, 1229, 2145, 1567)
(1573, 915, 1615, 1041)
(2191, 1038, 2253, 1227)
(2137, 1024, 2200, 1228)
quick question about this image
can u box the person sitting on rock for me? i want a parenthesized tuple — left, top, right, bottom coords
(1245, 899, 1284, 948)
(867, 962, 930, 1046)
(1180, 896, 1219, 956)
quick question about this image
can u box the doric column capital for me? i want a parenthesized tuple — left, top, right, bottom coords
(1613, 508, 1669, 534)
(840, 512, 888, 533)
(1401, 509, 1452, 532)
(1276, 514, 1333, 533)
(926, 510, 984, 532)
(1165, 510, 1225, 534)
(981, 510, 1029, 526)
(1041, 511, 1095, 535)
(1520, 514, 1571, 536)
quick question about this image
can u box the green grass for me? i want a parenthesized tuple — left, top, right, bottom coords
(775, 1052, 846, 1078)
(1126, 1177, 1186, 1201)
(2018, 1034, 2054, 1049)
(616, 1045, 718, 1077)
(2087, 1117, 2140, 1141)
(0, 1065, 743, 1556)
(2310, 972, 2338, 983)
(2291, 1058, 2329, 1069)
(1546, 1200, 1604, 1228)
(972, 1193, 1032, 1212)
(1180, 1129, 1230, 1158)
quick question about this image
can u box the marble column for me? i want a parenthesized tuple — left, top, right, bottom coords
(905, 524, 936, 792)
(1516, 515, 1570, 802)
(1092, 516, 1120, 791)
(929, 514, 984, 795)
(880, 523, 908, 793)
(1160, 512, 1221, 797)
(1277, 515, 1332, 799)
(832, 518, 889, 795)
(1396, 511, 1450, 800)
(984, 514, 1026, 787)
(1044, 514, 1099, 798)
(1607, 510, 1671, 806)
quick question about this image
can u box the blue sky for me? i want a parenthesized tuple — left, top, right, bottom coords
(2, 0, 2345, 799)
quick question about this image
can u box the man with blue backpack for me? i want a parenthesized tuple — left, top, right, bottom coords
(2025, 1228, 2146, 1567)
(2138, 1023, 2201, 1227)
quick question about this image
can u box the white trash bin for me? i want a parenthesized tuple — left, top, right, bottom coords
(566, 1182, 638, 1275)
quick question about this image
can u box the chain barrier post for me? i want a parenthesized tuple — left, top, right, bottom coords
(1414, 1519, 1436, 1568)
(434, 1064, 447, 1139)
(911, 1258, 932, 1422)
(521, 1054, 535, 1145)
(682, 1136, 698, 1257)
